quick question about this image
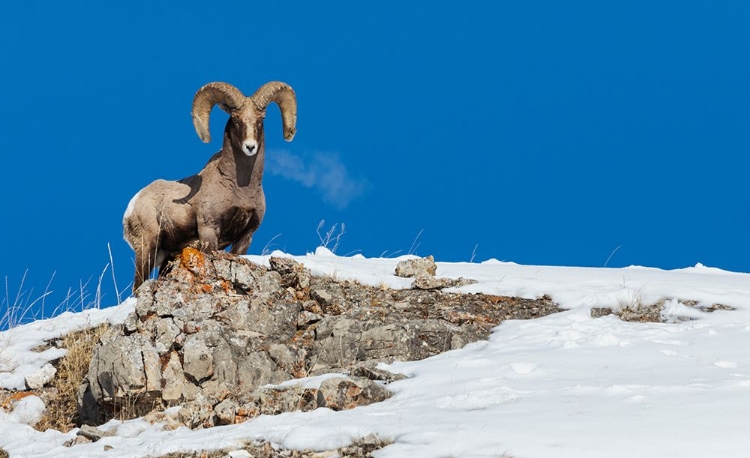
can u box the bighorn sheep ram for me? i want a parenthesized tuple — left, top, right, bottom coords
(123, 81, 297, 292)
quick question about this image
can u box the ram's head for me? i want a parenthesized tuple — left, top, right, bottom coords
(191, 81, 297, 156)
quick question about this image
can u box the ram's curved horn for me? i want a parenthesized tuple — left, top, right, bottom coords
(249, 81, 297, 141)
(191, 82, 246, 143)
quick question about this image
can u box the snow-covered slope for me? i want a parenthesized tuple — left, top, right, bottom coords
(2, 249, 749, 457)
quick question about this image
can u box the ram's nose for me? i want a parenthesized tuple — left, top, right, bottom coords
(242, 140, 258, 156)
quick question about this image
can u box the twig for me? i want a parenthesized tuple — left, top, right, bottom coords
(108, 243, 121, 304)
(604, 245, 621, 268)
(408, 229, 423, 255)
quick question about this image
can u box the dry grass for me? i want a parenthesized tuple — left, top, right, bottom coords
(113, 392, 164, 423)
(35, 323, 110, 432)
(150, 435, 392, 457)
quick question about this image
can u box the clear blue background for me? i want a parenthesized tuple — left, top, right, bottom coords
(1, 1, 749, 317)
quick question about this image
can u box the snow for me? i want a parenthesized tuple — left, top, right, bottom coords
(2, 395, 45, 426)
(0, 298, 135, 390)
(2, 250, 750, 457)
(272, 372, 349, 390)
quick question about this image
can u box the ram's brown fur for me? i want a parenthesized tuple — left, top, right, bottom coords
(123, 81, 297, 291)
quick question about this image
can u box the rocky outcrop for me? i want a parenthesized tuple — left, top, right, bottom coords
(591, 299, 735, 322)
(395, 255, 476, 289)
(79, 249, 561, 427)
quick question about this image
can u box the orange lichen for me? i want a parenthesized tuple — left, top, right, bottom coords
(1, 391, 35, 410)
(139, 311, 158, 323)
(235, 407, 258, 423)
(485, 295, 515, 304)
(180, 247, 205, 270)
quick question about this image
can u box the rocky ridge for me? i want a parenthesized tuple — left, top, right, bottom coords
(78, 249, 563, 431)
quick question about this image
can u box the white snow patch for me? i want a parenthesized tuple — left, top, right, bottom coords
(270, 372, 348, 390)
(660, 298, 707, 322)
(7, 395, 45, 426)
(509, 362, 538, 374)
(0, 298, 134, 390)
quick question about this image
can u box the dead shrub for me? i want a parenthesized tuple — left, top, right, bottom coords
(35, 323, 110, 432)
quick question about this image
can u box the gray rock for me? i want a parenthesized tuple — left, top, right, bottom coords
(77, 424, 114, 442)
(211, 339, 237, 389)
(237, 352, 289, 389)
(590, 307, 614, 318)
(81, 248, 562, 427)
(142, 346, 162, 392)
(177, 397, 216, 429)
(394, 256, 478, 290)
(25, 363, 56, 390)
(395, 256, 437, 278)
(240, 375, 388, 418)
(245, 300, 300, 340)
(213, 253, 258, 293)
(183, 334, 214, 383)
(87, 332, 150, 403)
(77, 381, 102, 426)
(270, 256, 312, 290)
(154, 318, 180, 354)
(133, 281, 156, 316)
(351, 364, 407, 384)
(214, 398, 237, 425)
(311, 288, 333, 307)
(316, 377, 391, 411)
(298, 310, 322, 326)
(123, 312, 138, 334)
(413, 276, 477, 290)
(268, 344, 303, 373)
(161, 352, 186, 402)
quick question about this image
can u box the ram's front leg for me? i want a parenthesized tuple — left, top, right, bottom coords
(230, 212, 262, 255)
(197, 223, 221, 252)
(230, 230, 253, 255)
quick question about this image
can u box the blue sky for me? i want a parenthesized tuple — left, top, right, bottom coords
(1, 1, 749, 315)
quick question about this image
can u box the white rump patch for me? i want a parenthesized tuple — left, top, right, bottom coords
(123, 189, 142, 221)
(123, 190, 143, 249)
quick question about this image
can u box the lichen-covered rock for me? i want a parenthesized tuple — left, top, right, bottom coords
(395, 256, 478, 290)
(183, 334, 215, 383)
(80, 249, 562, 427)
(214, 375, 390, 426)
(412, 275, 477, 290)
(213, 398, 238, 425)
(395, 256, 437, 278)
(316, 377, 391, 411)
